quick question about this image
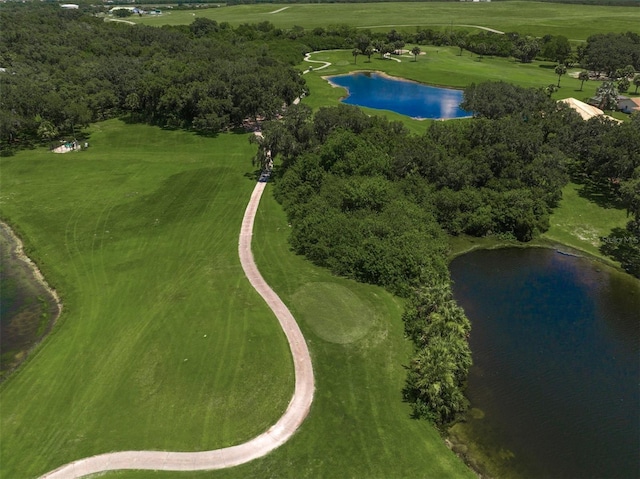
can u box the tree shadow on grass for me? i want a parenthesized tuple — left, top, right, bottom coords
(244, 170, 262, 182)
(573, 176, 625, 210)
(600, 224, 640, 277)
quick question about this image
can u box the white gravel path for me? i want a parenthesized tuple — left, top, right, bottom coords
(39, 176, 314, 479)
(303, 52, 332, 72)
(268, 6, 290, 14)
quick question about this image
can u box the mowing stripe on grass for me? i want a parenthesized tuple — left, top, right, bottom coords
(39, 181, 314, 478)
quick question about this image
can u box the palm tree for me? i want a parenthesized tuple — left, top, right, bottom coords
(352, 48, 360, 64)
(633, 74, 640, 94)
(363, 45, 374, 63)
(578, 71, 589, 91)
(555, 64, 567, 87)
(411, 46, 421, 62)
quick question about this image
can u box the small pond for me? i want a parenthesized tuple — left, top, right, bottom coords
(327, 72, 470, 120)
(450, 248, 639, 479)
(0, 224, 59, 379)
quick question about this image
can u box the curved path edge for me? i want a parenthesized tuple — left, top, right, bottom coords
(40, 180, 315, 479)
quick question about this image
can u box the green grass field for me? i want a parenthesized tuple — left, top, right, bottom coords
(0, 121, 295, 477)
(2, 3, 638, 474)
(542, 181, 631, 259)
(0, 120, 632, 478)
(101, 183, 476, 479)
(133, 1, 640, 40)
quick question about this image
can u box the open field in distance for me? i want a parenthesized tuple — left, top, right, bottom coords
(133, 1, 640, 40)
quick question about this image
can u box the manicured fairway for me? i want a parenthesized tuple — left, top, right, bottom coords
(99, 185, 476, 479)
(133, 1, 640, 40)
(0, 121, 294, 478)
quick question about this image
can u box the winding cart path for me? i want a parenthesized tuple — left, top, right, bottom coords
(40, 178, 315, 479)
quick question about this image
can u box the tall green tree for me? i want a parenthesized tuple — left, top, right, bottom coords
(555, 64, 567, 87)
(513, 36, 540, 63)
(578, 71, 590, 91)
(363, 45, 374, 63)
(352, 48, 360, 64)
(411, 46, 421, 62)
(618, 77, 630, 94)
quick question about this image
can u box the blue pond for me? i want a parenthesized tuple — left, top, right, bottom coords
(327, 72, 470, 120)
(450, 248, 640, 479)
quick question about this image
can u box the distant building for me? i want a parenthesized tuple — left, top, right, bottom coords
(560, 98, 604, 120)
(60, 4, 79, 9)
(618, 97, 640, 114)
(109, 6, 138, 13)
(559, 98, 620, 123)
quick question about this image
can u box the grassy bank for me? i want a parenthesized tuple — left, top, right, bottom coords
(132, 2, 640, 39)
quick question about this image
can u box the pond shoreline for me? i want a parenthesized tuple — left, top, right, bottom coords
(0, 221, 62, 380)
(447, 234, 627, 273)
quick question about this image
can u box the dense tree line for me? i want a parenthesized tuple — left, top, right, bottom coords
(578, 32, 640, 78)
(0, 5, 308, 154)
(227, 0, 463, 4)
(464, 81, 640, 275)
(227, 0, 637, 4)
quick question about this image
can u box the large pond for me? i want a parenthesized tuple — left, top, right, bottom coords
(327, 72, 470, 120)
(450, 248, 639, 479)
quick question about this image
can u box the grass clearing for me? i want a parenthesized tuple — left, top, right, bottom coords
(0, 121, 293, 478)
(133, 2, 640, 40)
(541, 181, 630, 261)
(447, 181, 630, 269)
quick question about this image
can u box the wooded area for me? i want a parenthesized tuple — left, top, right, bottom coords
(0, 5, 307, 154)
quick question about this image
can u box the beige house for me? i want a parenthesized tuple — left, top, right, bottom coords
(559, 98, 620, 123)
